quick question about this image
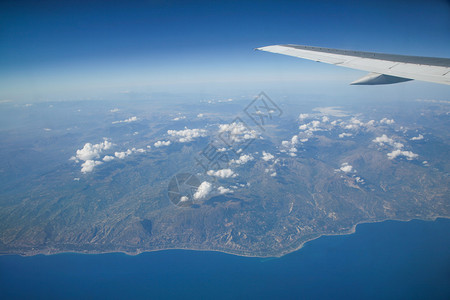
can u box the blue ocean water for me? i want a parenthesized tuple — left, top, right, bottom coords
(1, 219, 449, 300)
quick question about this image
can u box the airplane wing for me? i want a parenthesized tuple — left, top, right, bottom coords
(256, 44, 450, 85)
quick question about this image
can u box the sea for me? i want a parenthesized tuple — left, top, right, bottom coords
(1, 218, 449, 299)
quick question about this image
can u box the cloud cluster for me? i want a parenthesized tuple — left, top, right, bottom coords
(336, 117, 375, 132)
(193, 181, 212, 200)
(71, 140, 147, 173)
(207, 169, 236, 178)
(154, 140, 171, 147)
(167, 128, 207, 143)
(264, 167, 277, 177)
(280, 135, 302, 157)
(313, 106, 348, 117)
(115, 148, 146, 159)
(387, 150, 419, 160)
(298, 113, 310, 120)
(70, 140, 113, 173)
(380, 118, 395, 125)
(299, 120, 321, 132)
(112, 116, 138, 124)
(72, 140, 113, 162)
(218, 122, 257, 142)
(262, 151, 275, 161)
(372, 134, 418, 160)
(230, 154, 254, 165)
(115, 149, 132, 159)
(372, 134, 404, 149)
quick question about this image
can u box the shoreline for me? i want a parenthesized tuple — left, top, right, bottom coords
(1, 216, 449, 259)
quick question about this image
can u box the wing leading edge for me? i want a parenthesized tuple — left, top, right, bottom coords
(256, 44, 450, 85)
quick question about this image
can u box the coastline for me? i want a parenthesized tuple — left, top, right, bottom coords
(2, 215, 449, 259)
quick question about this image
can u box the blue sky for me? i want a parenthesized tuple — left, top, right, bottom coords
(1, 0, 449, 102)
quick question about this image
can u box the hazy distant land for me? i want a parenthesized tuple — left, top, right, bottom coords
(0, 97, 449, 257)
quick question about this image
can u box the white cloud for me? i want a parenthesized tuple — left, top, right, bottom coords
(197, 113, 204, 118)
(207, 169, 236, 178)
(282, 135, 300, 149)
(103, 155, 115, 162)
(193, 181, 212, 200)
(81, 160, 103, 173)
(115, 149, 132, 159)
(70, 139, 113, 173)
(154, 140, 171, 147)
(372, 134, 418, 160)
(167, 128, 207, 143)
(355, 177, 364, 184)
(172, 116, 186, 121)
(313, 107, 348, 117)
(339, 133, 353, 138)
(72, 140, 112, 162)
(180, 196, 189, 202)
(322, 116, 329, 123)
(310, 120, 321, 128)
(112, 116, 138, 124)
(110, 108, 120, 113)
(270, 172, 277, 177)
(113, 148, 146, 159)
(299, 113, 309, 120)
(351, 118, 363, 126)
(217, 98, 233, 103)
(411, 134, 424, 141)
(372, 134, 403, 149)
(339, 162, 353, 173)
(262, 151, 274, 161)
(373, 134, 393, 145)
(298, 120, 323, 133)
(231, 154, 254, 165)
(387, 150, 418, 160)
(218, 186, 233, 194)
(218, 122, 257, 142)
(380, 118, 395, 125)
(344, 124, 358, 130)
